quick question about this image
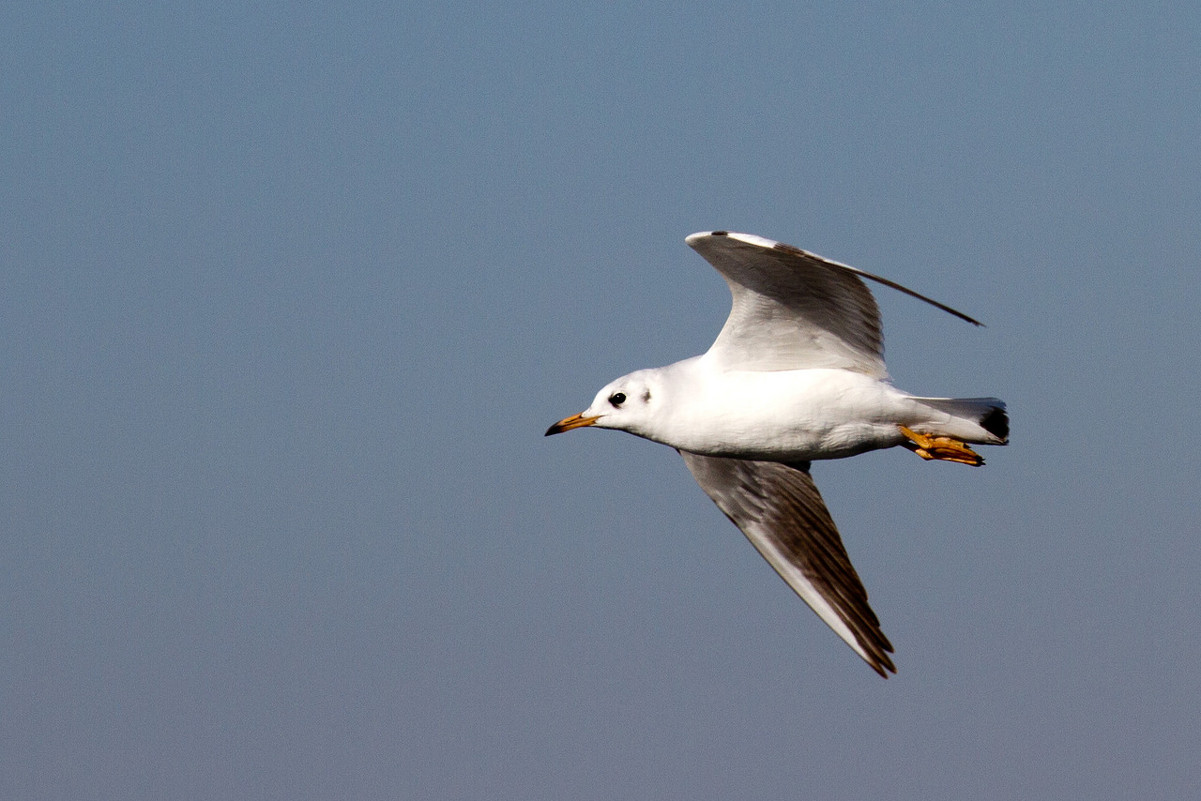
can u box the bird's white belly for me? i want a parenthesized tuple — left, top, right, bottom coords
(660, 368, 909, 461)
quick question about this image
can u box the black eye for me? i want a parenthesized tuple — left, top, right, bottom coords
(608, 392, 626, 407)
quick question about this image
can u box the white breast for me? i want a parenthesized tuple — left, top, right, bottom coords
(652, 364, 910, 461)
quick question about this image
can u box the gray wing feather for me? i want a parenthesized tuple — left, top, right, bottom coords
(687, 231, 981, 375)
(679, 451, 896, 677)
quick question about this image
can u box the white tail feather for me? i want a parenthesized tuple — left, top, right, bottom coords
(911, 397, 1008, 444)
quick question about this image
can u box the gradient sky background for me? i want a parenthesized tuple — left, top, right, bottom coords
(4, 2, 1200, 799)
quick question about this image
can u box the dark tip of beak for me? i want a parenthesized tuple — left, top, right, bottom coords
(545, 413, 599, 436)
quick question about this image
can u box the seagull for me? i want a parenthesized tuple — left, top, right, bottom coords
(545, 231, 1008, 677)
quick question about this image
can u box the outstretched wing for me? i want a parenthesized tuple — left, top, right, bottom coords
(686, 231, 981, 375)
(679, 451, 896, 677)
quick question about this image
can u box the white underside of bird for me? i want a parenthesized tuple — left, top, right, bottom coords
(547, 231, 1008, 677)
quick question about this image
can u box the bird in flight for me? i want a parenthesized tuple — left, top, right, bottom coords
(546, 231, 1007, 677)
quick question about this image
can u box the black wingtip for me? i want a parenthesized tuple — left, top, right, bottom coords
(866, 643, 897, 678)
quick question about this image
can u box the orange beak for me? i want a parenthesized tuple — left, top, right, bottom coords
(545, 412, 601, 436)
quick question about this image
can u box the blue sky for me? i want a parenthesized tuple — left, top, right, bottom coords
(4, 2, 1200, 799)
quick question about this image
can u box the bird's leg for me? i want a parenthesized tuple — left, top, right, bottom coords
(898, 426, 984, 466)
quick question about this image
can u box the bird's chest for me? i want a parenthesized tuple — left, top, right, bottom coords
(659, 370, 895, 461)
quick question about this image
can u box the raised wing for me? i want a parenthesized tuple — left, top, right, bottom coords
(679, 451, 896, 677)
(686, 231, 981, 375)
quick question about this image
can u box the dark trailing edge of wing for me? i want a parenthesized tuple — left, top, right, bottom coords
(770, 241, 984, 327)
